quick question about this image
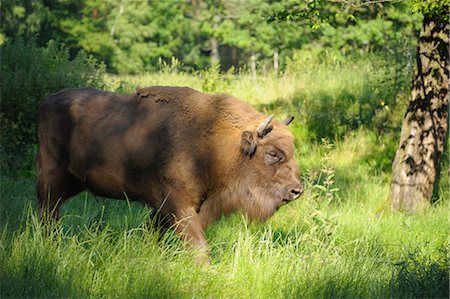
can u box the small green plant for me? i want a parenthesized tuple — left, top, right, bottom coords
(158, 57, 183, 74)
(302, 209, 341, 247)
(311, 139, 340, 205)
(199, 63, 233, 94)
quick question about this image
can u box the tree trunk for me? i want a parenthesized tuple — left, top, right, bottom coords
(110, 0, 126, 39)
(250, 53, 257, 78)
(210, 37, 219, 65)
(210, 21, 220, 65)
(273, 49, 279, 74)
(390, 13, 449, 212)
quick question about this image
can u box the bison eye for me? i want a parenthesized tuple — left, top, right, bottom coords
(265, 150, 284, 165)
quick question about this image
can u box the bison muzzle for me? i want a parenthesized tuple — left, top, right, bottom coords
(37, 86, 303, 264)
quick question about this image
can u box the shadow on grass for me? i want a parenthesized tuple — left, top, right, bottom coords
(0, 176, 186, 298)
(0, 175, 149, 235)
(0, 253, 86, 298)
(256, 81, 391, 140)
(389, 247, 449, 298)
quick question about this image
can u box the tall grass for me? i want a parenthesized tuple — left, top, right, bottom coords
(1, 173, 447, 298)
(1, 59, 448, 298)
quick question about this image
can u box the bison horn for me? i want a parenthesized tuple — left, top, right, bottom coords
(281, 116, 294, 126)
(257, 115, 273, 137)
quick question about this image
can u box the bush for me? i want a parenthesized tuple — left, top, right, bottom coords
(0, 39, 106, 171)
(285, 52, 411, 141)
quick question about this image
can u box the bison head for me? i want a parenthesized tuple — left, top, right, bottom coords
(237, 115, 303, 221)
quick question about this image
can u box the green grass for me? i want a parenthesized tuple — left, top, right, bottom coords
(1, 64, 448, 298)
(1, 169, 447, 298)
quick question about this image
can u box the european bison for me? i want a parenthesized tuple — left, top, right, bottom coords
(37, 86, 303, 263)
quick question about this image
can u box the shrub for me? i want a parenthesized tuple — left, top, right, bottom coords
(0, 39, 105, 171)
(285, 52, 411, 141)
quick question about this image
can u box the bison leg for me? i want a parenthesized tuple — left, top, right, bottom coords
(146, 205, 172, 231)
(37, 155, 84, 221)
(170, 206, 211, 265)
(197, 197, 223, 229)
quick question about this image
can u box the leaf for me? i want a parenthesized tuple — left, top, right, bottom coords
(313, 184, 327, 191)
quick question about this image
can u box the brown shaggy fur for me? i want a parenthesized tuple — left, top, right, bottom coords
(37, 86, 303, 264)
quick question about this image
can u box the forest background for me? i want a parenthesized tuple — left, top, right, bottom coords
(0, 1, 448, 298)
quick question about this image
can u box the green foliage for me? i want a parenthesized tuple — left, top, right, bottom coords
(0, 0, 424, 74)
(0, 2, 447, 295)
(267, 1, 421, 64)
(267, 0, 329, 27)
(0, 137, 447, 297)
(283, 52, 410, 141)
(0, 0, 53, 45)
(158, 57, 184, 75)
(0, 61, 448, 297)
(309, 139, 340, 204)
(390, 246, 449, 298)
(0, 39, 105, 171)
(319, 3, 421, 55)
(199, 63, 234, 94)
(411, 0, 449, 18)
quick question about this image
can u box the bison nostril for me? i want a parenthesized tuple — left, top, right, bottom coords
(285, 183, 304, 201)
(291, 188, 302, 199)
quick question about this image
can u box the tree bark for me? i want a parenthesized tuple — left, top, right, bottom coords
(390, 13, 449, 212)
(250, 53, 257, 78)
(110, 0, 126, 39)
(274, 49, 279, 74)
(210, 21, 220, 65)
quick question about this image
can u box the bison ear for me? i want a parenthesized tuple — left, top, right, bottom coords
(281, 116, 294, 126)
(241, 131, 257, 157)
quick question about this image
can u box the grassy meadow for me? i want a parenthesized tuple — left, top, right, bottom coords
(1, 61, 448, 298)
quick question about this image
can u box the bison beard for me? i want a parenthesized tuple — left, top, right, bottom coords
(37, 86, 303, 264)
